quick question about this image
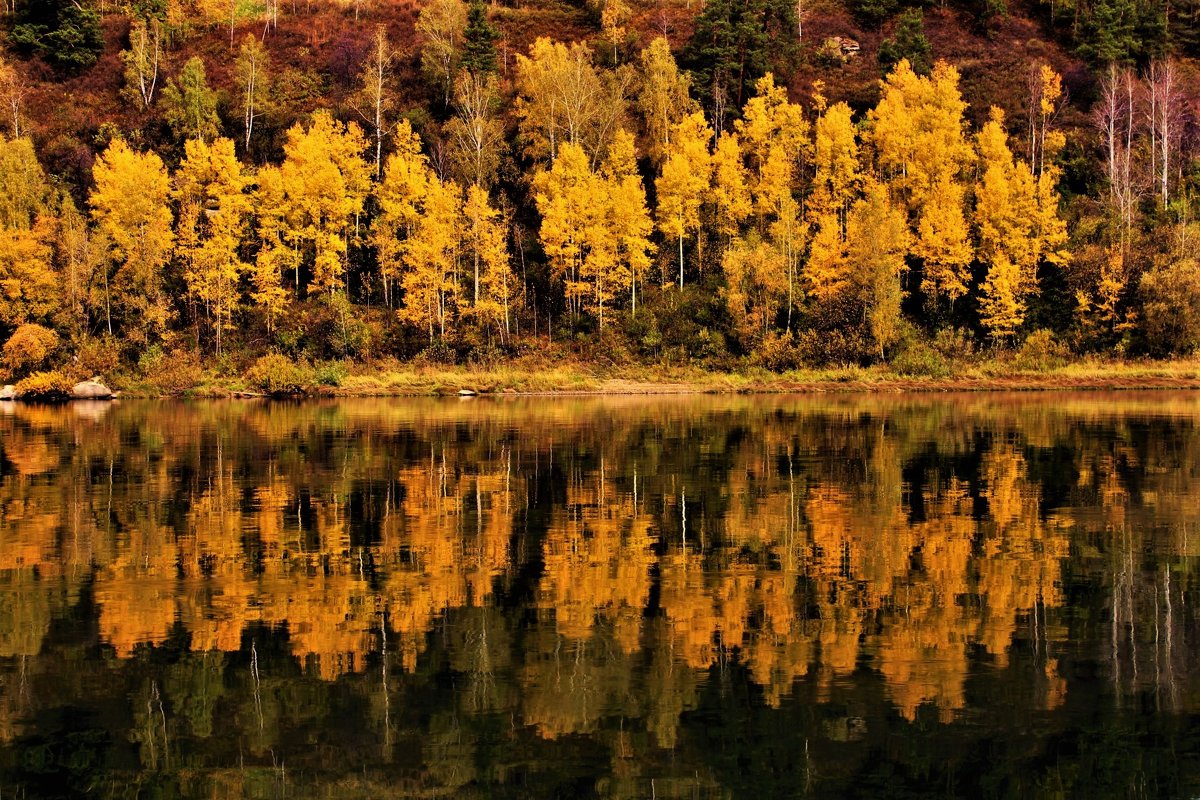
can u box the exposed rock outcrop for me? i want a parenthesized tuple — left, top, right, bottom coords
(71, 380, 114, 400)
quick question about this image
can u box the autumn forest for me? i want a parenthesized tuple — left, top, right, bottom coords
(1, 0, 1200, 392)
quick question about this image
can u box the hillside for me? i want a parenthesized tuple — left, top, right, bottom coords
(13, 0, 1097, 173)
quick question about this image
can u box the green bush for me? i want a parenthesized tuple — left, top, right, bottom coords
(851, 0, 898, 26)
(890, 338, 951, 378)
(147, 349, 204, 394)
(466, 342, 506, 367)
(758, 331, 803, 372)
(878, 10, 932, 75)
(314, 361, 348, 387)
(15, 370, 73, 401)
(814, 38, 849, 67)
(274, 326, 306, 357)
(886, 322, 979, 378)
(322, 293, 374, 359)
(793, 328, 871, 366)
(417, 341, 457, 366)
(691, 327, 729, 364)
(3, 323, 59, 378)
(137, 344, 166, 375)
(1015, 329, 1071, 371)
(623, 311, 662, 359)
(931, 327, 977, 364)
(245, 354, 313, 395)
(9, 0, 104, 72)
(1138, 259, 1200, 356)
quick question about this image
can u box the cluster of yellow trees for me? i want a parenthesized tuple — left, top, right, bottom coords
(0, 36, 1072, 361)
(516, 46, 1072, 351)
(704, 63, 1068, 353)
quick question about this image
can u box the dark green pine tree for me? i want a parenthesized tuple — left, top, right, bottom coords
(132, 0, 170, 20)
(682, 0, 798, 127)
(9, 0, 105, 73)
(1171, 0, 1200, 56)
(878, 9, 932, 74)
(462, 0, 500, 75)
(1134, 0, 1169, 60)
(1076, 0, 1139, 63)
(851, 0, 899, 28)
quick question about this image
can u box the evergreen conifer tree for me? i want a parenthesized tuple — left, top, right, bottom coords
(9, 0, 104, 73)
(683, 0, 798, 126)
(878, 10, 932, 75)
(462, 0, 500, 75)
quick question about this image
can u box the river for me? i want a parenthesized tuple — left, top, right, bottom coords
(0, 394, 1197, 798)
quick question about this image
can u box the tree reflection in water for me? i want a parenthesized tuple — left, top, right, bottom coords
(0, 394, 1197, 798)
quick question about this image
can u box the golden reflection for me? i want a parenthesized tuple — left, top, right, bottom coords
(1, 393, 1198, 742)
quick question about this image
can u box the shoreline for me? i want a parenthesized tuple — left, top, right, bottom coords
(102, 360, 1200, 398)
(12, 360, 1200, 402)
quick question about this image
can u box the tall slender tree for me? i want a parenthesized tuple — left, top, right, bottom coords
(236, 35, 270, 155)
(353, 25, 395, 178)
(174, 137, 250, 355)
(656, 112, 712, 288)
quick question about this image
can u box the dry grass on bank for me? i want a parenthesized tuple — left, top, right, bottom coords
(111, 356, 1200, 398)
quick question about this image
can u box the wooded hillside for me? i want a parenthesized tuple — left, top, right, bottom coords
(2, 0, 1198, 392)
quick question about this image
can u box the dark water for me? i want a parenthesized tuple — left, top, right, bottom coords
(0, 394, 1198, 799)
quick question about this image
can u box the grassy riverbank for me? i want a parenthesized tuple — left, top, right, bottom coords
(106, 355, 1200, 398)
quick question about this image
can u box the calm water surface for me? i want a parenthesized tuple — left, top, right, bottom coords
(0, 394, 1198, 798)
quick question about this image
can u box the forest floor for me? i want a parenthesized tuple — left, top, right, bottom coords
(120, 357, 1200, 398)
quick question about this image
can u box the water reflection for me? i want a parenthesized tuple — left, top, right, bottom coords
(0, 395, 1198, 797)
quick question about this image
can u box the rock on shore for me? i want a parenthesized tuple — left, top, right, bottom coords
(71, 380, 114, 400)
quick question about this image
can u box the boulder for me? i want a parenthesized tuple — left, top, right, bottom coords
(72, 380, 114, 400)
(458, 388, 477, 396)
(0, 385, 14, 401)
(818, 36, 861, 64)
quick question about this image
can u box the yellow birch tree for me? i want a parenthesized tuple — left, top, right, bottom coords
(399, 176, 461, 343)
(174, 137, 250, 354)
(722, 234, 788, 348)
(735, 74, 809, 224)
(0, 135, 55, 328)
(514, 38, 628, 167)
(635, 37, 698, 166)
(804, 98, 861, 314)
(656, 112, 712, 289)
(534, 142, 599, 322)
(602, 129, 654, 318)
(89, 139, 174, 343)
(869, 59, 974, 302)
(250, 165, 294, 333)
(710, 132, 752, 244)
(373, 120, 430, 308)
(461, 184, 514, 342)
(973, 108, 1068, 339)
(278, 112, 370, 297)
(846, 184, 910, 359)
